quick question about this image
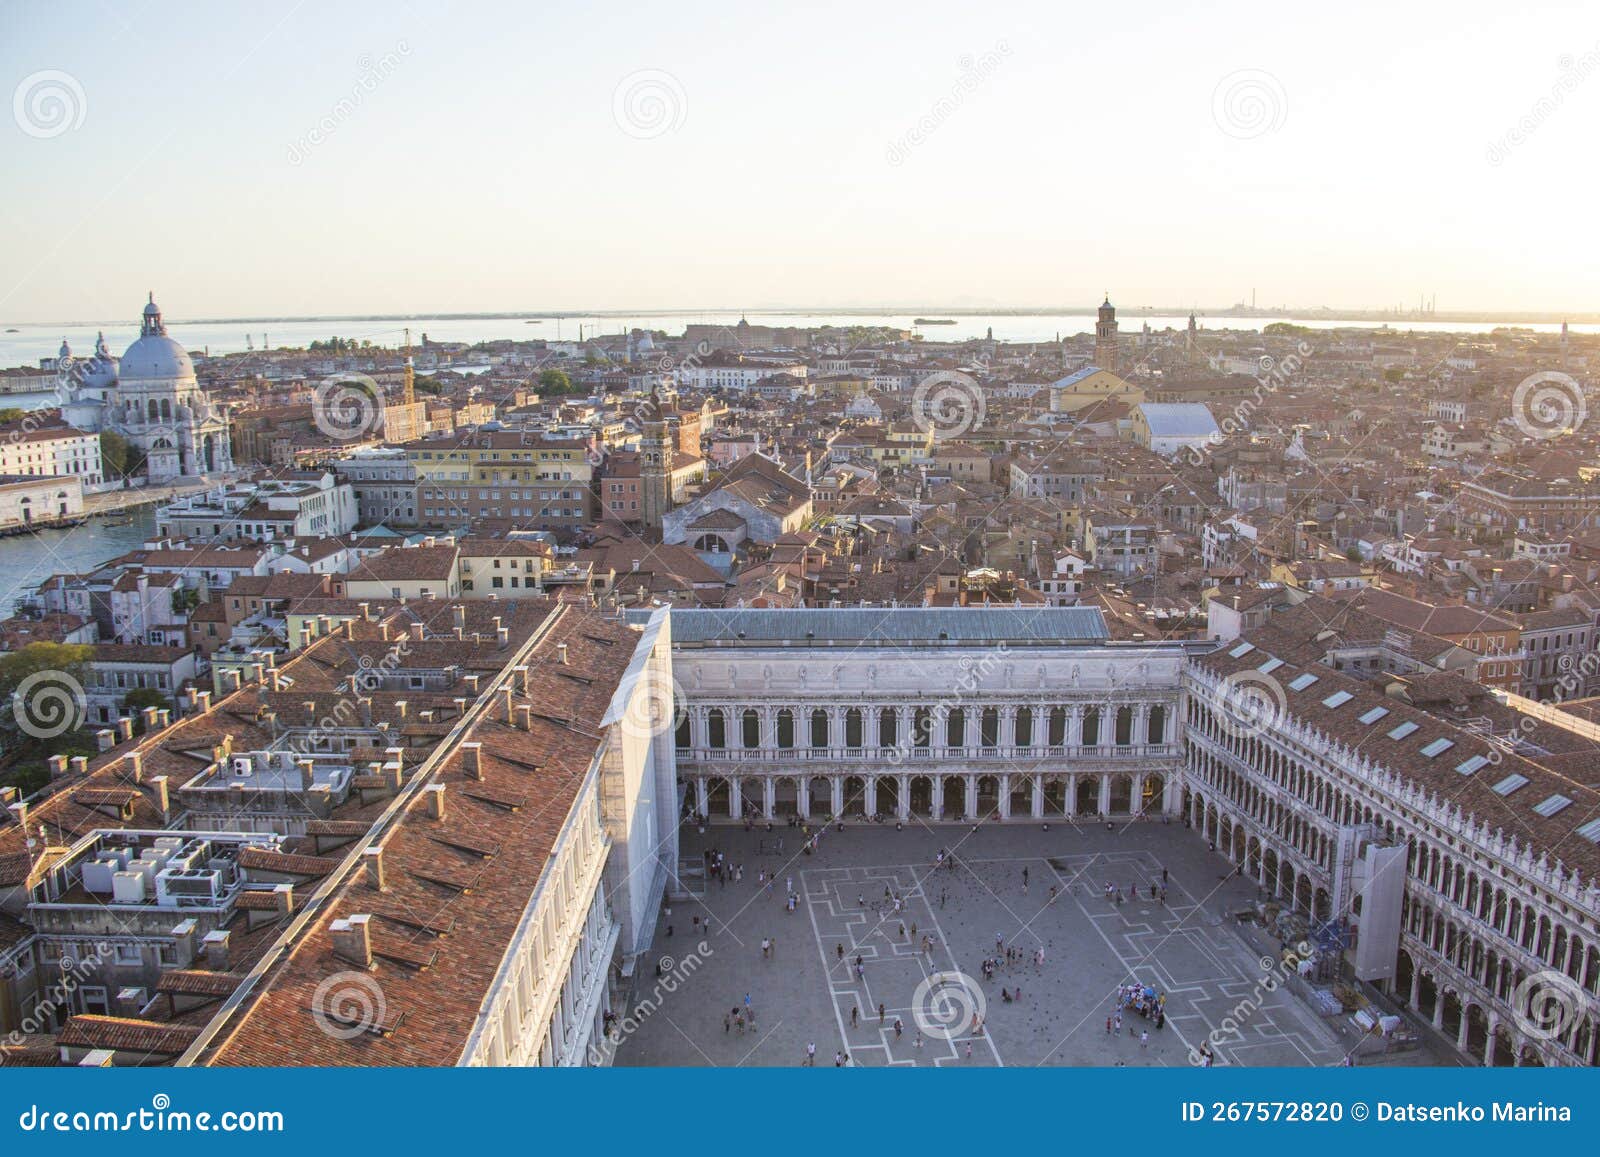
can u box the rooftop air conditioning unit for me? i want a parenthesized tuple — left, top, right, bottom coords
(111, 871, 147, 904)
(231, 756, 253, 777)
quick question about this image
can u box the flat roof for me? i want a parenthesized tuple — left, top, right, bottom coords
(670, 606, 1112, 645)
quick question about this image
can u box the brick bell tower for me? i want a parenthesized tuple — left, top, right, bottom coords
(1095, 293, 1119, 372)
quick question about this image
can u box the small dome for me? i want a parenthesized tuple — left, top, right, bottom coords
(59, 338, 72, 359)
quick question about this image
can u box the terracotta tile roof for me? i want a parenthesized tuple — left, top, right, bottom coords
(58, 1015, 201, 1055)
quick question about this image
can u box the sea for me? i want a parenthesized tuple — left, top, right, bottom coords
(2, 309, 1593, 372)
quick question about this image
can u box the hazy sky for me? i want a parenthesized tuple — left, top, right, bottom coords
(2, 0, 1597, 321)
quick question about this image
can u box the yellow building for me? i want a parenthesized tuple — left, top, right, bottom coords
(405, 431, 594, 529)
(1049, 367, 1144, 414)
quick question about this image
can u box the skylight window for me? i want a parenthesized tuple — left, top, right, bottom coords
(1258, 657, 1284, 675)
(1533, 795, 1572, 817)
(1288, 673, 1319, 691)
(1228, 641, 1255, 658)
(1492, 773, 1528, 796)
(1358, 706, 1390, 725)
(1322, 691, 1353, 708)
(1454, 754, 1489, 775)
(1419, 738, 1455, 758)
(1577, 818, 1600, 844)
(1387, 721, 1419, 740)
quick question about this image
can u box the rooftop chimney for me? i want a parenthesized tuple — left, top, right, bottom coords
(556, 642, 568, 665)
(515, 704, 533, 731)
(47, 753, 69, 778)
(151, 775, 170, 820)
(502, 685, 514, 719)
(125, 751, 143, 782)
(497, 625, 509, 648)
(69, 755, 88, 776)
(514, 665, 531, 693)
(297, 758, 316, 792)
(141, 705, 159, 732)
(201, 929, 231, 971)
(462, 741, 483, 779)
(359, 601, 372, 621)
(95, 729, 115, 753)
(363, 844, 387, 891)
(156, 708, 171, 729)
(331, 915, 373, 969)
(425, 783, 447, 820)
(116, 717, 135, 742)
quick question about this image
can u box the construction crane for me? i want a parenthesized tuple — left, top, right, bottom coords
(402, 327, 415, 408)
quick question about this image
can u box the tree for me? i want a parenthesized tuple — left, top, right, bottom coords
(539, 368, 575, 395)
(0, 408, 27, 424)
(0, 643, 94, 791)
(100, 430, 134, 478)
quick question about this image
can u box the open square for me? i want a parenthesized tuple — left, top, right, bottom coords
(615, 820, 1377, 1067)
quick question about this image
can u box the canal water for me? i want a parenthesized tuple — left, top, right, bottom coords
(1, 507, 158, 611)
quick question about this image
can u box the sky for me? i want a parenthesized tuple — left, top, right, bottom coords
(2, 0, 1597, 322)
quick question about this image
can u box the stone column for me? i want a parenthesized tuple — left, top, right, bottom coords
(798, 776, 811, 820)
(1098, 774, 1111, 816)
(997, 774, 1011, 821)
(1131, 773, 1145, 816)
(1136, 703, 1151, 748)
(695, 777, 709, 818)
(1065, 774, 1077, 817)
(964, 774, 978, 818)
(762, 778, 775, 820)
(931, 776, 944, 819)
(830, 776, 843, 817)
(1068, 704, 1083, 749)
(730, 778, 742, 819)
(1000, 706, 1017, 751)
(897, 774, 911, 822)
(1456, 1011, 1470, 1054)
(864, 776, 878, 818)
(1485, 1013, 1500, 1066)
(1408, 969, 1421, 1010)
(1031, 775, 1045, 819)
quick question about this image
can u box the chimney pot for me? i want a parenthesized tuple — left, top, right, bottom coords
(151, 775, 170, 819)
(364, 844, 387, 891)
(462, 741, 483, 779)
(331, 914, 373, 969)
(425, 783, 447, 820)
(201, 929, 231, 971)
(116, 716, 135, 742)
(95, 729, 115, 753)
(47, 753, 69, 778)
(556, 642, 568, 665)
(516, 704, 533, 731)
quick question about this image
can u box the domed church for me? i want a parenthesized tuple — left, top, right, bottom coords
(60, 294, 233, 481)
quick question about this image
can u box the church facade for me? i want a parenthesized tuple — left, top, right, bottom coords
(60, 295, 233, 482)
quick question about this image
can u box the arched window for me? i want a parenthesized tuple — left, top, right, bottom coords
(914, 707, 931, 748)
(845, 708, 863, 748)
(1015, 706, 1033, 748)
(742, 709, 760, 749)
(1082, 707, 1100, 747)
(1148, 705, 1166, 745)
(810, 709, 829, 749)
(1115, 706, 1134, 746)
(878, 708, 897, 748)
(147, 399, 159, 422)
(160, 398, 172, 420)
(981, 707, 998, 748)
(707, 709, 726, 750)
(1049, 706, 1067, 746)
(776, 708, 795, 749)
(675, 715, 691, 749)
(946, 708, 965, 749)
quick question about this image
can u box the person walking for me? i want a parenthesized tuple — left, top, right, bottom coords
(850, 1005, 859, 1027)
(1140, 1030, 1149, 1050)
(878, 1002, 885, 1025)
(805, 1041, 816, 1066)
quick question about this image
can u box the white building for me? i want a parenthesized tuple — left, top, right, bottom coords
(0, 473, 83, 530)
(1130, 402, 1221, 457)
(58, 296, 233, 481)
(670, 607, 1188, 823)
(0, 422, 104, 489)
(155, 472, 357, 543)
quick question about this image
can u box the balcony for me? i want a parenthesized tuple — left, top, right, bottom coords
(676, 742, 1181, 769)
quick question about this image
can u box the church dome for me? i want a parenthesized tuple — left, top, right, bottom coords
(119, 293, 195, 383)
